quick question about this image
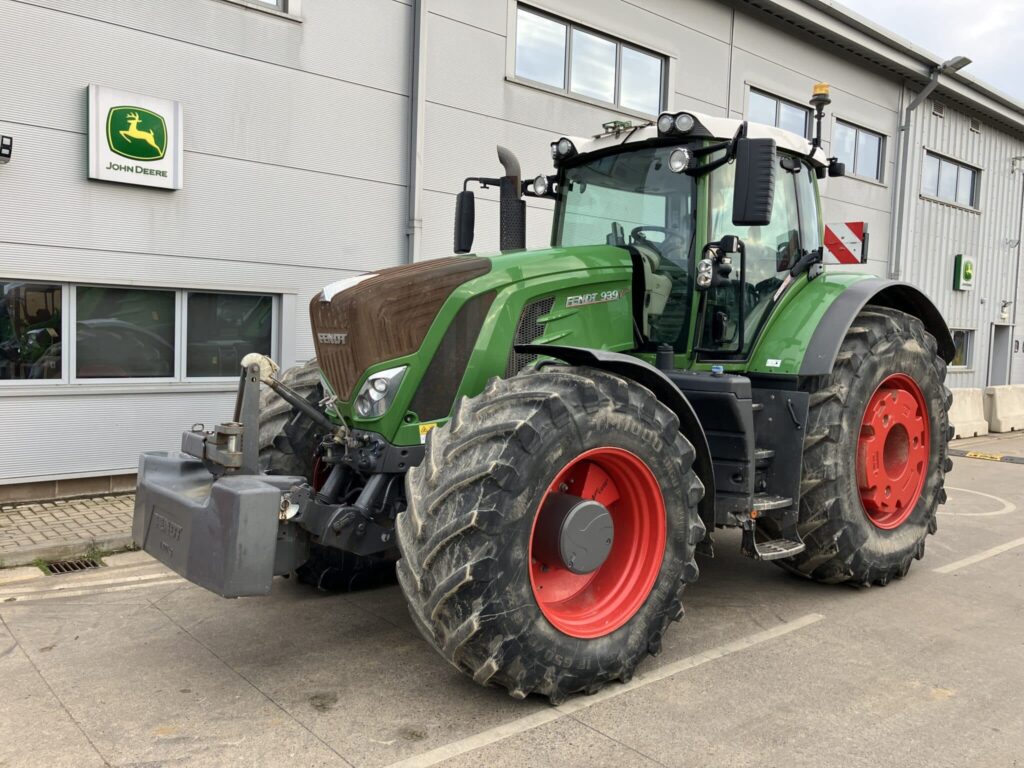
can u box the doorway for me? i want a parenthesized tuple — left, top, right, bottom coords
(989, 324, 1012, 386)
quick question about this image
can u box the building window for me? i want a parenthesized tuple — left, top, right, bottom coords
(76, 286, 176, 379)
(514, 6, 664, 115)
(251, 0, 286, 9)
(951, 329, 974, 368)
(834, 121, 884, 181)
(922, 152, 979, 208)
(0, 281, 62, 380)
(747, 89, 811, 138)
(0, 281, 277, 385)
(186, 292, 273, 378)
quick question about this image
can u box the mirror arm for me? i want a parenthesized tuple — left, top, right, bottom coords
(462, 176, 501, 191)
(687, 123, 747, 177)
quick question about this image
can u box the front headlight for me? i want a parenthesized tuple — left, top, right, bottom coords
(354, 365, 407, 419)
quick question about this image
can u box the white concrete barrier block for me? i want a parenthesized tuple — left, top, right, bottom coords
(983, 385, 1024, 433)
(949, 388, 988, 439)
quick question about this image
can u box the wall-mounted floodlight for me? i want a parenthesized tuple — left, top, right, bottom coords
(0, 136, 12, 164)
(940, 56, 972, 73)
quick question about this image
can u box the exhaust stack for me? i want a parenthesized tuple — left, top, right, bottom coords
(497, 145, 526, 251)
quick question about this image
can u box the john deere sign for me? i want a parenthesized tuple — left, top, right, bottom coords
(88, 86, 182, 189)
(954, 253, 976, 291)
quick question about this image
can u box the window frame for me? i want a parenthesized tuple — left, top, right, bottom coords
(746, 88, 812, 139)
(216, 0, 301, 17)
(950, 328, 974, 369)
(512, 4, 667, 117)
(920, 150, 981, 210)
(0, 280, 280, 387)
(833, 119, 886, 183)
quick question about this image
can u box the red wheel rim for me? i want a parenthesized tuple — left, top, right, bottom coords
(528, 447, 666, 639)
(857, 373, 930, 530)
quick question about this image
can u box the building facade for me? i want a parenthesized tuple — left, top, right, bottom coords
(1, 0, 1023, 499)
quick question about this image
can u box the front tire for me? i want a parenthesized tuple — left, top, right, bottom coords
(396, 367, 705, 702)
(779, 307, 952, 585)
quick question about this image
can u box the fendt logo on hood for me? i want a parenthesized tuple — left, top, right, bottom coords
(318, 332, 349, 345)
(107, 107, 167, 161)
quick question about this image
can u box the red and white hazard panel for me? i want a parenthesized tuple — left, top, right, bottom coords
(824, 222, 868, 265)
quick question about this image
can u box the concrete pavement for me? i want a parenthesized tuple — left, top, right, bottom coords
(0, 451, 1022, 767)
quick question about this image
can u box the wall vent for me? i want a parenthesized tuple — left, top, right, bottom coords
(970, 118, 981, 134)
(505, 296, 555, 378)
(933, 102, 945, 118)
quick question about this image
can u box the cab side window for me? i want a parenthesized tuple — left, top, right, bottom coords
(706, 154, 803, 355)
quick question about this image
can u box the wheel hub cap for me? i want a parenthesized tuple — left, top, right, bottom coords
(528, 447, 666, 639)
(857, 373, 930, 529)
(533, 495, 614, 575)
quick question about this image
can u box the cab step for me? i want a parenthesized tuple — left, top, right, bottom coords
(754, 447, 775, 467)
(752, 493, 791, 512)
(748, 536, 806, 560)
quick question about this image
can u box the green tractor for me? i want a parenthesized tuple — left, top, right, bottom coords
(134, 86, 953, 703)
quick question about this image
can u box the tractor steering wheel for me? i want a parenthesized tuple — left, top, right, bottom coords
(631, 225, 677, 246)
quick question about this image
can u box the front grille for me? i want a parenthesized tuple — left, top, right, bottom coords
(505, 296, 555, 378)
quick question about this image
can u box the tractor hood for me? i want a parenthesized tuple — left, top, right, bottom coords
(310, 257, 492, 402)
(309, 245, 635, 443)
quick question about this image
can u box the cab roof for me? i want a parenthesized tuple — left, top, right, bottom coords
(561, 111, 831, 168)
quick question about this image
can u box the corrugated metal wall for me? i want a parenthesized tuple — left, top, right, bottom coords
(0, 0, 412, 484)
(900, 98, 1024, 388)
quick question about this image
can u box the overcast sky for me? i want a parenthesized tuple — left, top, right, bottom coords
(838, 0, 1024, 101)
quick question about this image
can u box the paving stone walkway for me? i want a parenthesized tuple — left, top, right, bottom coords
(0, 494, 134, 567)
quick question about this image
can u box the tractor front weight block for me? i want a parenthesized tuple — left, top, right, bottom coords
(132, 451, 308, 598)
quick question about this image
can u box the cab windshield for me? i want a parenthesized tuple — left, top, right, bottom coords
(553, 144, 699, 350)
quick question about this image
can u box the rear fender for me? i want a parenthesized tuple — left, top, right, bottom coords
(518, 344, 716, 542)
(800, 280, 955, 376)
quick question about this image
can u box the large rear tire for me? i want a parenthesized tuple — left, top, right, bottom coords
(396, 367, 705, 703)
(258, 360, 395, 592)
(775, 307, 952, 585)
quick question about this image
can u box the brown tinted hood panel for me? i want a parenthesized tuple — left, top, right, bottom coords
(309, 257, 491, 400)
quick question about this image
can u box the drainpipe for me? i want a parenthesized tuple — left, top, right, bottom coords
(1010, 157, 1024, 382)
(406, 0, 427, 263)
(889, 56, 971, 280)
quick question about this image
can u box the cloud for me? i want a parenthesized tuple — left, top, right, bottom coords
(839, 0, 1024, 100)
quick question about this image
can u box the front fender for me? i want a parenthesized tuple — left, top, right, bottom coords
(518, 344, 716, 540)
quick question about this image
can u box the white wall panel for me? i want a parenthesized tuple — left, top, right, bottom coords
(2, 1, 410, 185)
(0, 122, 406, 274)
(0, 390, 239, 483)
(13, 0, 412, 97)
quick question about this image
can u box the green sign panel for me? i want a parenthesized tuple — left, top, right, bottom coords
(953, 254, 975, 291)
(106, 106, 167, 161)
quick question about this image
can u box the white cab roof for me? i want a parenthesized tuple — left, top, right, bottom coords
(564, 111, 831, 167)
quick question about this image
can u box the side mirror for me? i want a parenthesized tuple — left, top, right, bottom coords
(454, 190, 475, 254)
(732, 138, 776, 227)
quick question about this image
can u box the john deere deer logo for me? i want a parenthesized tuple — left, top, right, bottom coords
(107, 106, 167, 161)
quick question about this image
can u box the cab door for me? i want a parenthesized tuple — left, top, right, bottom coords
(697, 153, 820, 360)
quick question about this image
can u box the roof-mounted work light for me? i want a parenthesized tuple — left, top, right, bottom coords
(550, 137, 577, 163)
(657, 112, 695, 136)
